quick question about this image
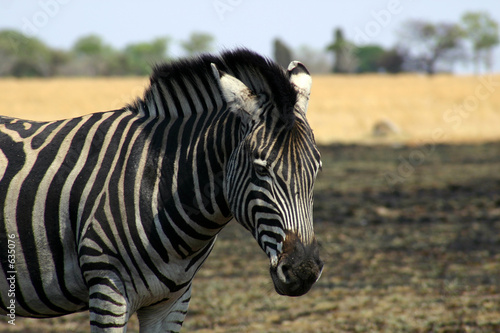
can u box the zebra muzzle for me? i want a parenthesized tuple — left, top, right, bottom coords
(269, 236, 323, 297)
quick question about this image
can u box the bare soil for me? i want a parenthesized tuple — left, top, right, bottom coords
(1, 142, 499, 332)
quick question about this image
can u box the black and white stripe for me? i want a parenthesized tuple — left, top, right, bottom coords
(0, 49, 322, 332)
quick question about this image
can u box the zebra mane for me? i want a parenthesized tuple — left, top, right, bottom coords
(148, 49, 298, 126)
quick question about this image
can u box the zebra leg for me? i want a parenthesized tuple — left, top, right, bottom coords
(88, 279, 130, 333)
(137, 285, 192, 333)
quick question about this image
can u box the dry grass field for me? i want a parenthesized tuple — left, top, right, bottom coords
(0, 74, 499, 144)
(1, 75, 499, 332)
(308, 74, 500, 144)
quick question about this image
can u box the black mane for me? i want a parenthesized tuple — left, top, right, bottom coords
(150, 49, 298, 126)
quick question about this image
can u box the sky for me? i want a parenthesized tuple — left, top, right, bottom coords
(1, 0, 499, 73)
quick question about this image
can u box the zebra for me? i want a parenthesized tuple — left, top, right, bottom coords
(0, 49, 323, 332)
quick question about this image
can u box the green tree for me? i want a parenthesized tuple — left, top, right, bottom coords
(461, 11, 499, 73)
(0, 29, 53, 76)
(123, 37, 170, 75)
(355, 45, 385, 73)
(73, 34, 110, 56)
(70, 34, 119, 75)
(48, 48, 71, 76)
(398, 20, 465, 75)
(180, 32, 214, 56)
(378, 48, 405, 73)
(327, 28, 357, 73)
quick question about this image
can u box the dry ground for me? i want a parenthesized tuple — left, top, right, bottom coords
(1, 142, 499, 332)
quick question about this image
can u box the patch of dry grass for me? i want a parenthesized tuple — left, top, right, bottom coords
(307, 74, 500, 144)
(1, 74, 499, 144)
(0, 77, 148, 121)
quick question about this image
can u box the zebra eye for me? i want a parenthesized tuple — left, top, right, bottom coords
(254, 163, 269, 177)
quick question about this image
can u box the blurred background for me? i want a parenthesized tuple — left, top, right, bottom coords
(1, 1, 500, 332)
(1, 0, 499, 76)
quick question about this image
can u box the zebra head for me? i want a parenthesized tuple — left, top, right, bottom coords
(212, 60, 323, 297)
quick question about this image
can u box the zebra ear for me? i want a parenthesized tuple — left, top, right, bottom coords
(211, 63, 260, 123)
(287, 61, 312, 115)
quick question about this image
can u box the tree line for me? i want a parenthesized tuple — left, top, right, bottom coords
(0, 11, 498, 77)
(0, 30, 214, 77)
(323, 11, 499, 75)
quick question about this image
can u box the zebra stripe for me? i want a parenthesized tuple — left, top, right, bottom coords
(0, 49, 322, 332)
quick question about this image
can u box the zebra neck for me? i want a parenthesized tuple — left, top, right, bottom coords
(136, 81, 239, 255)
(139, 71, 224, 118)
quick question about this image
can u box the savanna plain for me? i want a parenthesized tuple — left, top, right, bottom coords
(0, 74, 499, 332)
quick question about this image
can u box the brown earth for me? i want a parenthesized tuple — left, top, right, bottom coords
(1, 142, 499, 332)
